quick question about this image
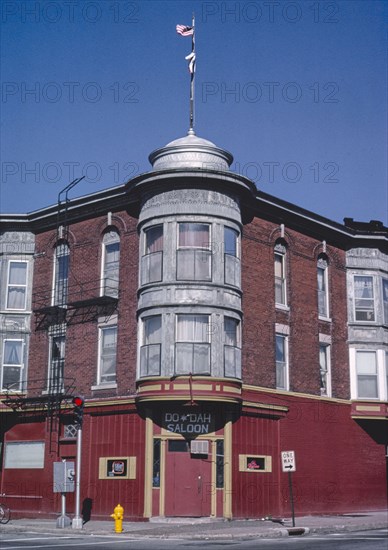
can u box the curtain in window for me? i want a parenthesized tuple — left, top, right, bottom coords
(4, 341, 23, 365)
(176, 315, 209, 342)
(179, 223, 209, 247)
(146, 226, 163, 253)
(2, 341, 23, 391)
(7, 262, 27, 309)
(319, 345, 328, 393)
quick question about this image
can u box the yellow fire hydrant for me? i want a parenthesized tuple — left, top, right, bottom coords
(111, 503, 124, 533)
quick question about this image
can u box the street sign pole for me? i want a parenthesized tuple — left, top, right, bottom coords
(72, 426, 83, 529)
(288, 470, 295, 527)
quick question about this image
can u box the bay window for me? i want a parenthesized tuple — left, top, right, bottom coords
(354, 275, 375, 322)
(1, 340, 24, 391)
(177, 223, 211, 281)
(383, 279, 388, 324)
(140, 316, 162, 377)
(6, 261, 27, 310)
(224, 317, 241, 378)
(356, 351, 378, 399)
(142, 225, 163, 284)
(224, 227, 240, 287)
(175, 314, 210, 374)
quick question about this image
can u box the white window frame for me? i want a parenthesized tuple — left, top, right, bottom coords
(101, 230, 120, 297)
(1, 339, 24, 392)
(176, 222, 212, 282)
(275, 333, 289, 390)
(274, 243, 287, 307)
(6, 260, 28, 311)
(353, 275, 375, 322)
(175, 314, 211, 375)
(96, 325, 118, 386)
(355, 349, 381, 400)
(317, 258, 330, 319)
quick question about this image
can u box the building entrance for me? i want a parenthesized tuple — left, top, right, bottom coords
(164, 440, 212, 517)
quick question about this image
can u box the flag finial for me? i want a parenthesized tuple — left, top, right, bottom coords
(176, 15, 196, 133)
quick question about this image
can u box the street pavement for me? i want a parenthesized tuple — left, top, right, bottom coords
(1, 510, 387, 540)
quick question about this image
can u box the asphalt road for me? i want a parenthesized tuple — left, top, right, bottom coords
(0, 529, 387, 549)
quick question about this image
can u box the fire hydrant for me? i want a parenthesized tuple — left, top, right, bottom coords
(111, 503, 124, 533)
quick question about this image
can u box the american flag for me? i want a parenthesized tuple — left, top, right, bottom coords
(176, 24, 194, 36)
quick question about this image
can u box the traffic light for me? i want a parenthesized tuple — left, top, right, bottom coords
(72, 396, 84, 427)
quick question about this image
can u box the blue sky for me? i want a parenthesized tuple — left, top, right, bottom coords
(1, 0, 387, 225)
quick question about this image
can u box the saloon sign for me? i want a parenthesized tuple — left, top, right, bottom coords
(163, 412, 213, 435)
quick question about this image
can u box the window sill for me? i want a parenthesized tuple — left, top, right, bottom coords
(275, 304, 290, 312)
(318, 316, 332, 322)
(91, 383, 117, 390)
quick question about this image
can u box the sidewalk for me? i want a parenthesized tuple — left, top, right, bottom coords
(1, 511, 387, 540)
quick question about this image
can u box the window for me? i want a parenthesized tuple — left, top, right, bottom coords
(102, 231, 120, 297)
(53, 243, 70, 306)
(383, 279, 388, 324)
(6, 261, 27, 310)
(224, 317, 241, 378)
(140, 316, 162, 377)
(354, 276, 375, 321)
(48, 332, 65, 393)
(175, 314, 210, 374)
(275, 334, 288, 390)
(356, 351, 378, 399)
(216, 440, 224, 488)
(2, 340, 24, 391)
(177, 223, 211, 281)
(224, 227, 240, 286)
(153, 439, 161, 487)
(386, 352, 388, 399)
(141, 225, 163, 284)
(319, 344, 331, 396)
(274, 243, 287, 306)
(4, 441, 45, 469)
(317, 257, 329, 318)
(98, 326, 117, 384)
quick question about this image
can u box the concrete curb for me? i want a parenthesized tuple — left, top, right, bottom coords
(1, 521, 387, 540)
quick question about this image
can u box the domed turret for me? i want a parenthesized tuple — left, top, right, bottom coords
(149, 130, 233, 171)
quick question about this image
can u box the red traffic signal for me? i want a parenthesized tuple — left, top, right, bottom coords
(72, 396, 84, 407)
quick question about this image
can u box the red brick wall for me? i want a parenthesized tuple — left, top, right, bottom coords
(241, 218, 349, 399)
(29, 211, 139, 397)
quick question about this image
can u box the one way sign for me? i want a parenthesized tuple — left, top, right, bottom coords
(281, 450, 296, 472)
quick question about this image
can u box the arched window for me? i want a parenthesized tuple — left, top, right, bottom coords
(102, 230, 120, 297)
(317, 256, 329, 318)
(274, 241, 287, 306)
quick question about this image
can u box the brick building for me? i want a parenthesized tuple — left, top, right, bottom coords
(0, 132, 387, 520)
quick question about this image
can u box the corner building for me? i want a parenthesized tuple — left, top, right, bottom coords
(0, 133, 386, 520)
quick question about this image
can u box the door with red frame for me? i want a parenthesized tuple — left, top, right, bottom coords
(165, 440, 212, 517)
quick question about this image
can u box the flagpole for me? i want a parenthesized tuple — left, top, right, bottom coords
(189, 13, 195, 134)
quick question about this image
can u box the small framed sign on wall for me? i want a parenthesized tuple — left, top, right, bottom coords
(98, 456, 136, 480)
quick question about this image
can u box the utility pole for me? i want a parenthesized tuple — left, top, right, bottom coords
(72, 396, 84, 529)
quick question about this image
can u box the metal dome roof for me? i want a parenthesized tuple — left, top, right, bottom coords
(149, 130, 233, 171)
